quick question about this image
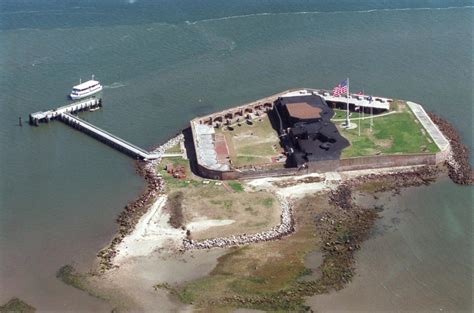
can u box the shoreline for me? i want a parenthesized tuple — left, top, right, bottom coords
(96, 109, 473, 272)
(428, 112, 473, 185)
(96, 134, 184, 272)
(86, 107, 472, 311)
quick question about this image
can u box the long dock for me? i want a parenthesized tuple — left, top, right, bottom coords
(58, 113, 161, 160)
(29, 97, 162, 160)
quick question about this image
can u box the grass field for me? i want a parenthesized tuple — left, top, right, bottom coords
(174, 194, 329, 311)
(332, 109, 362, 120)
(338, 102, 439, 158)
(158, 157, 281, 240)
(164, 141, 182, 154)
(215, 115, 283, 167)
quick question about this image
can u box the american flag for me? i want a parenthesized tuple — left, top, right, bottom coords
(333, 79, 349, 97)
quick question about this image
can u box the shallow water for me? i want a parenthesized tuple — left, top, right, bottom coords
(0, 0, 472, 311)
(308, 178, 473, 311)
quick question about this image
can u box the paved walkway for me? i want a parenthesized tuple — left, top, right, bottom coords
(407, 101, 450, 151)
(161, 153, 182, 157)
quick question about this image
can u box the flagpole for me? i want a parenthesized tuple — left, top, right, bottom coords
(346, 77, 350, 127)
(369, 96, 374, 132)
(358, 108, 361, 136)
(361, 89, 365, 135)
(370, 99, 373, 132)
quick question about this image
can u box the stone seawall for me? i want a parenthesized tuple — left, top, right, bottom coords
(428, 112, 473, 185)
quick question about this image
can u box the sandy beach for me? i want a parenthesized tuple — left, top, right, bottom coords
(113, 195, 185, 265)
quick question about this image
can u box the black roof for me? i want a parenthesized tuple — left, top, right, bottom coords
(273, 94, 349, 167)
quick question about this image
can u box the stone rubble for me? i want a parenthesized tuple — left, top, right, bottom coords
(428, 112, 473, 185)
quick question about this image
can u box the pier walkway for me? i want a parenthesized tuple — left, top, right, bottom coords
(59, 112, 161, 160)
(29, 97, 102, 126)
(29, 97, 163, 160)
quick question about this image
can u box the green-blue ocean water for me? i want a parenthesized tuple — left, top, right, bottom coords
(0, 0, 472, 311)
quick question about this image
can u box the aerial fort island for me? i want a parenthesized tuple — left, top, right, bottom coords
(33, 86, 472, 311)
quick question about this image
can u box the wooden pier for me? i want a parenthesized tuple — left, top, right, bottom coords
(29, 97, 161, 160)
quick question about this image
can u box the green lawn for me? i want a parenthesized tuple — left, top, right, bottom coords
(228, 181, 244, 192)
(158, 157, 202, 190)
(339, 105, 439, 158)
(164, 142, 182, 154)
(331, 109, 362, 120)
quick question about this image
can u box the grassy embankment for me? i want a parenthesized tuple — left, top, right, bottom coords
(165, 144, 182, 154)
(0, 298, 36, 313)
(55, 264, 134, 311)
(338, 100, 439, 158)
(55, 265, 109, 301)
(215, 114, 283, 167)
(158, 145, 281, 240)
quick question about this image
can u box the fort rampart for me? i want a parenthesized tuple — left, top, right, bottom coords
(194, 152, 442, 180)
(189, 89, 449, 181)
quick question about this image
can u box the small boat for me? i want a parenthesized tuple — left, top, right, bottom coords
(69, 75, 103, 100)
(89, 106, 100, 112)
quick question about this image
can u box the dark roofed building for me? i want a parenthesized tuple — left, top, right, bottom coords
(273, 94, 349, 167)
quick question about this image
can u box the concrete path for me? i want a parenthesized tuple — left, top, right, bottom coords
(161, 153, 183, 158)
(407, 101, 450, 151)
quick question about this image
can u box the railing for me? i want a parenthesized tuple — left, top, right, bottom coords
(59, 112, 161, 160)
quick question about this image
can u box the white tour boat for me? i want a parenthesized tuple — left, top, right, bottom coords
(69, 76, 103, 100)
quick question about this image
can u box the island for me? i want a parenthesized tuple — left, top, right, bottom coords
(53, 88, 472, 312)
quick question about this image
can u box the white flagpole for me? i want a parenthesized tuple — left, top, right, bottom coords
(362, 89, 365, 122)
(346, 78, 350, 127)
(362, 89, 365, 132)
(370, 97, 373, 132)
(358, 107, 361, 136)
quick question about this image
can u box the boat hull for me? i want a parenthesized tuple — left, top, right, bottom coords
(69, 85, 103, 100)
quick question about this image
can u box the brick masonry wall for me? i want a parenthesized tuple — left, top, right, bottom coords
(196, 153, 441, 180)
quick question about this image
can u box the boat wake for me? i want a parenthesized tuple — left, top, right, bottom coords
(104, 82, 126, 89)
(185, 6, 474, 25)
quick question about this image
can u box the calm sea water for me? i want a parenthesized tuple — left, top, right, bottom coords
(0, 0, 472, 311)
